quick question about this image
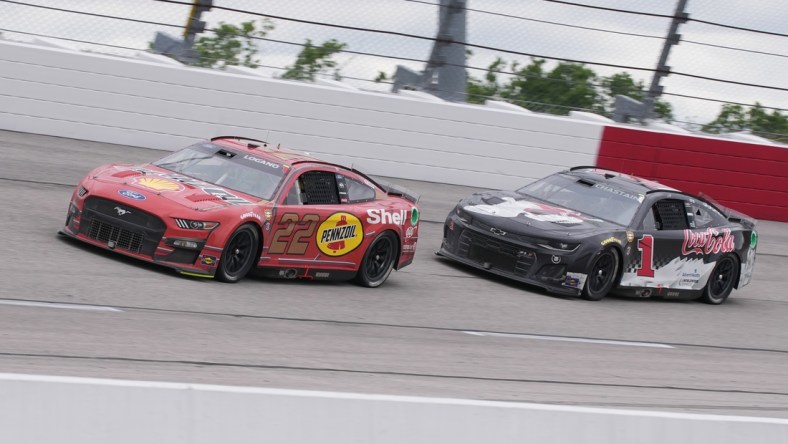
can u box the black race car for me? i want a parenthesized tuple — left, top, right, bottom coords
(437, 167, 757, 304)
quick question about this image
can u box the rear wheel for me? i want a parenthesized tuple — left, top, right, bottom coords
(581, 248, 620, 301)
(216, 224, 259, 283)
(354, 231, 397, 288)
(698, 255, 738, 305)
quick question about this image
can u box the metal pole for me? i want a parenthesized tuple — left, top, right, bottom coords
(642, 0, 689, 120)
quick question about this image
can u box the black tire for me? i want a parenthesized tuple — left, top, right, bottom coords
(581, 248, 620, 301)
(216, 224, 259, 283)
(699, 255, 738, 305)
(354, 231, 397, 288)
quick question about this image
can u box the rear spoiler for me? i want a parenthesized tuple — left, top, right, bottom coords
(699, 192, 756, 228)
(375, 178, 420, 204)
(349, 167, 420, 204)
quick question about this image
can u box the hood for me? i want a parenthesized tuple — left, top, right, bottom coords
(461, 191, 620, 237)
(92, 164, 263, 211)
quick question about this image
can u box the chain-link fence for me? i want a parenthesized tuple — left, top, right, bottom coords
(1, 0, 785, 140)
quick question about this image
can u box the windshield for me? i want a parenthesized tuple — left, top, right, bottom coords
(154, 143, 285, 200)
(516, 174, 642, 226)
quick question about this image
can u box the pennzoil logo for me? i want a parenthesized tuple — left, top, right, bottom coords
(317, 212, 363, 257)
(134, 177, 184, 192)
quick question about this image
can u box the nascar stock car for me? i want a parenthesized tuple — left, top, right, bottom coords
(438, 166, 757, 304)
(61, 136, 420, 286)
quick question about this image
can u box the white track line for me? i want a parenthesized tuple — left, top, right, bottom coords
(464, 331, 674, 348)
(0, 300, 122, 312)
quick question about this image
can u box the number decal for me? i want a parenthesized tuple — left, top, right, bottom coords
(289, 214, 320, 255)
(268, 213, 320, 255)
(636, 234, 655, 277)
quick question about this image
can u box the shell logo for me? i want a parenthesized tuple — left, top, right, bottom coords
(134, 177, 184, 192)
(317, 212, 363, 257)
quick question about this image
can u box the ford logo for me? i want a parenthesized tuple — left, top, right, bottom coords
(118, 189, 146, 201)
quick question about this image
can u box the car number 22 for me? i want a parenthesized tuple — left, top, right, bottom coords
(269, 213, 320, 255)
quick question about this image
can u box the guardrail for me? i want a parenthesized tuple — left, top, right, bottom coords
(0, 39, 785, 220)
(3, 373, 788, 444)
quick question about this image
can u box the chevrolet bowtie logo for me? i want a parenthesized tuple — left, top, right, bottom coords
(490, 228, 506, 236)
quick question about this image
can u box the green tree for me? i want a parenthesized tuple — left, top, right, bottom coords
(281, 39, 347, 81)
(703, 103, 788, 142)
(193, 19, 274, 69)
(467, 57, 505, 104)
(466, 60, 674, 120)
(504, 59, 599, 114)
(598, 72, 673, 121)
(467, 58, 599, 114)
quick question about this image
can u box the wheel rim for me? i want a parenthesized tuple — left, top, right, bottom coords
(709, 258, 735, 299)
(589, 251, 616, 293)
(224, 230, 254, 276)
(365, 236, 394, 280)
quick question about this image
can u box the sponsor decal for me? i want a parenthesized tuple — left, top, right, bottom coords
(621, 256, 714, 290)
(405, 226, 417, 239)
(465, 197, 593, 225)
(134, 177, 184, 192)
(626, 230, 635, 243)
(751, 231, 758, 248)
(264, 221, 271, 231)
(114, 206, 131, 216)
(367, 209, 407, 225)
(315, 272, 330, 278)
(200, 255, 217, 266)
(118, 189, 145, 201)
(666, 291, 680, 297)
(264, 210, 272, 221)
(593, 183, 642, 202)
(679, 269, 701, 286)
(402, 242, 417, 252)
(132, 168, 251, 205)
(317, 212, 363, 256)
(682, 228, 735, 255)
(551, 255, 561, 264)
(562, 272, 587, 289)
(240, 211, 262, 221)
(490, 227, 506, 236)
(242, 154, 280, 169)
(201, 187, 250, 206)
(601, 236, 622, 246)
(639, 289, 652, 298)
(410, 207, 420, 225)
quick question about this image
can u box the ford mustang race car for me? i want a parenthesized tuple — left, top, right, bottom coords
(438, 166, 757, 304)
(61, 136, 420, 286)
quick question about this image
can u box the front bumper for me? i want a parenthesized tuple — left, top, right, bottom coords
(62, 195, 221, 278)
(437, 212, 589, 296)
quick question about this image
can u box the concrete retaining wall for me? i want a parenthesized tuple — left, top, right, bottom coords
(0, 39, 785, 221)
(2, 373, 787, 444)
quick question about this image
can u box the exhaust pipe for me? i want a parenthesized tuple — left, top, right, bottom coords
(284, 269, 298, 279)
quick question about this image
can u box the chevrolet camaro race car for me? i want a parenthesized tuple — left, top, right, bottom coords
(61, 136, 420, 286)
(438, 166, 757, 304)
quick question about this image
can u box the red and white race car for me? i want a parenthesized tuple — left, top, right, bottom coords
(61, 136, 420, 286)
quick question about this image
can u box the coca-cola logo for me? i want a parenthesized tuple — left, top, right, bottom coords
(682, 228, 735, 255)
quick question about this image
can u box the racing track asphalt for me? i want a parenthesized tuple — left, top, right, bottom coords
(1, 130, 788, 417)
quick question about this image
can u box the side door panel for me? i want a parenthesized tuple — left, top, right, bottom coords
(261, 169, 365, 274)
(620, 198, 708, 295)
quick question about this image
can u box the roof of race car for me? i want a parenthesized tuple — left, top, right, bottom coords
(567, 166, 679, 194)
(210, 136, 331, 166)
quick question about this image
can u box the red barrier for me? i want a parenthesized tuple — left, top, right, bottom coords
(596, 126, 788, 222)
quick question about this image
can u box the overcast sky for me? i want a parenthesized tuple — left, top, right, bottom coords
(2, 0, 786, 126)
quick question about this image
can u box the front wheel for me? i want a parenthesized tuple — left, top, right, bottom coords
(354, 231, 397, 288)
(216, 224, 259, 283)
(581, 248, 620, 301)
(698, 255, 738, 305)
